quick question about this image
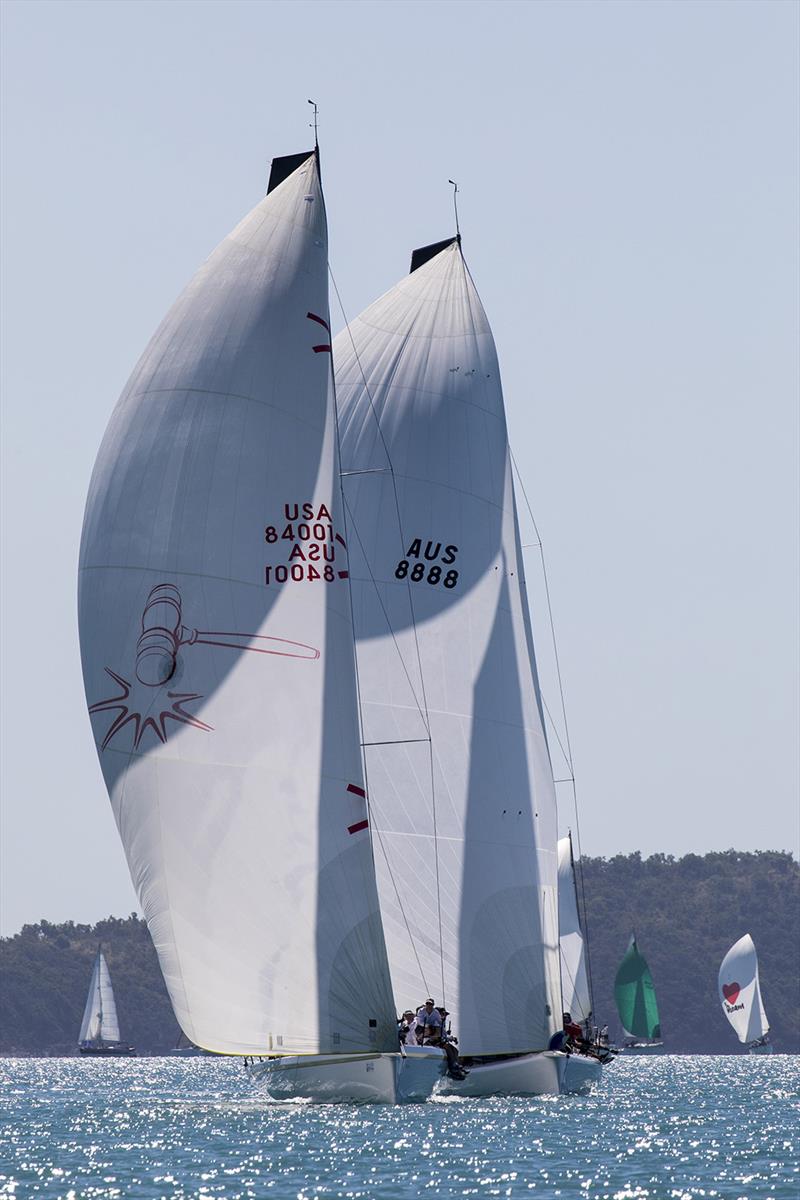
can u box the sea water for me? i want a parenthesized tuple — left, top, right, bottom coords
(0, 1056, 797, 1199)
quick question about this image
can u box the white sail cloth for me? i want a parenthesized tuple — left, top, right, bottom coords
(718, 933, 769, 1044)
(79, 951, 120, 1043)
(79, 154, 396, 1056)
(557, 837, 591, 1024)
(334, 240, 561, 1056)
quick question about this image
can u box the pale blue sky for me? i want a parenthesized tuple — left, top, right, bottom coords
(1, 0, 798, 936)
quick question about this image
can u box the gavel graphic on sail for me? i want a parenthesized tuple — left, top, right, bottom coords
(135, 583, 319, 686)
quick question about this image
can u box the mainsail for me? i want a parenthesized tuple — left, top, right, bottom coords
(557, 836, 591, 1024)
(614, 935, 661, 1042)
(79, 151, 396, 1056)
(718, 933, 769, 1044)
(334, 237, 561, 1056)
(78, 948, 120, 1044)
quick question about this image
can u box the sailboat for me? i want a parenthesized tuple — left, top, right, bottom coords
(614, 934, 664, 1052)
(78, 145, 444, 1102)
(333, 234, 586, 1097)
(77, 946, 135, 1056)
(556, 835, 605, 1089)
(719, 934, 772, 1053)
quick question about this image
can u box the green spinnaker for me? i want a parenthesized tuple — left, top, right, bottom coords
(614, 936, 661, 1041)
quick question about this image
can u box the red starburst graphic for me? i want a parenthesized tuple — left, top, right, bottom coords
(88, 667, 213, 751)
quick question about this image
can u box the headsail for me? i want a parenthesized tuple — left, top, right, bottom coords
(614, 935, 661, 1042)
(78, 948, 120, 1044)
(334, 238, 561, 1056)
(557, 836, 591, 1024)
(718, 933, 769, 1044)
(79, 152, 396, 1056)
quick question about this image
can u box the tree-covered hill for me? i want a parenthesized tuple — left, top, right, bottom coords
(0, 915, 176, 1055)
(1, 850, 797, 1055)
(579, 850, 799, 1053)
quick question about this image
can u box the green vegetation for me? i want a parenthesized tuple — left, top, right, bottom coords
(0, 915, 176, 1055)
(1, 851, 797, 1054)
(578, 850, 799, 1053)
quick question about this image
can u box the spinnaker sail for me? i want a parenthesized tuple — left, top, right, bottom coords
(718, 933, 769, 1046)
(78, 948, 120, 1044)
(79, 150, 397, 1058)
(334, 237, 561, 1058)
(557, 835, 591, 1024)
(614, 935, 661, 1043)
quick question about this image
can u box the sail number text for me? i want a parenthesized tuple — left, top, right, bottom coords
(264, 502, 348, 585)
(394, 538, 459, 589)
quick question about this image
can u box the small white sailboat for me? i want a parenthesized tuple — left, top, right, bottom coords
(719, 934, 772, 1053)
(77, 947, 135, 1056)
(78, 145, 443, 1102)
(556, 835, 604, 1091)
(334, 234, 575, 1096)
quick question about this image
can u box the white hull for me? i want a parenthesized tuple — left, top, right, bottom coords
(248, 1047, 445, 1104)
(619, 1041, 664, 1054)
(436, 1051, 565, 1097)
(561, 1053, 603, 1093)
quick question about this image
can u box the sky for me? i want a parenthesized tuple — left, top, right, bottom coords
(1, 0, 798, 937)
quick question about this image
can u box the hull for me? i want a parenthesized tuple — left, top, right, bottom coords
(619, 1041, 664, 1055)
(748, 1042, 773, 1055)
(248, 1048, 445, 1104)
(436, 1051, 565, 1097)
(561, 1053, 603, 1094)
(78, 1043, 136, 1057)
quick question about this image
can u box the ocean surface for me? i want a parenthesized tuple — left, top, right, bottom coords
(0, 1055, 797, 1199)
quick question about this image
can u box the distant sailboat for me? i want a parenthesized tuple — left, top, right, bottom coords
(335, 234, 584, 1096)
(719, 934, 772, 1053)
(78, 146, 444, 1102)
(77, 947, 135, 1056)
(557, 834, 592, 1027)
(614, 935, 663, 1052)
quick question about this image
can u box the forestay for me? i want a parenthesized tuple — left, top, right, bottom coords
(79, 153, 396, 1056)
(718, 934, 769, 1044)
(557, 837, 591, 1024)
(334, 239, 561, 1056)
(79, 950, 120, 1043)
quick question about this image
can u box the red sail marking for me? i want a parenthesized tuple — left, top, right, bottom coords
(306, 311, 331, 333)
(338, 570, 349, 579)
(348, 819, 369, 835)
(335, 533, 347, 549)
(722, 982, 741, 1004)
(347, 783, 366, 798)
(312, 344, 332, 354)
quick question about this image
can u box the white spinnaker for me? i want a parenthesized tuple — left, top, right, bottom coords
(557, 837, 591, 1024)
(79, 950, 120, 1043)
(718, 934, 769, 1044)
(335, 240, 560, 1056)
(79, 154, 396, 1056)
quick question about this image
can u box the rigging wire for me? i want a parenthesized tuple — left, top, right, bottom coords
(510, 447, 597, 1020)
(329, 262, 447, 1007)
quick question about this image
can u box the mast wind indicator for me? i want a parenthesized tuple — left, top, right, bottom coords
(448, 179, 461, 239)
(308, 99, 319, 148)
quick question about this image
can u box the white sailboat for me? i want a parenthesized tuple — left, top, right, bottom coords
(334, 235, 577, 1096)
(556, 835, 604, 1091)
(78, 147, 443, 1102)
(719, 934, 772, 1053)
(78, 946, 135, 1056)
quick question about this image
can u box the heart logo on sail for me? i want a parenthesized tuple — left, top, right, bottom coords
(722, 982, 740, 1004)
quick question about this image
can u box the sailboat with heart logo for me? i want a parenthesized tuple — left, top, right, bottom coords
(719, 934, 772, 1053)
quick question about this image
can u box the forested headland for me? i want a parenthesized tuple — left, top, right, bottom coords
(1, 850, 797, 1055)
